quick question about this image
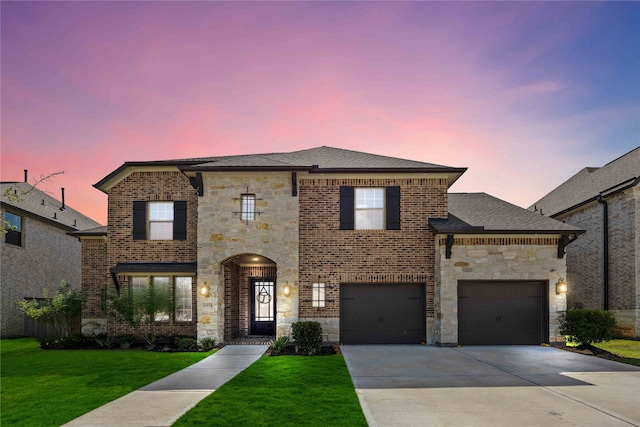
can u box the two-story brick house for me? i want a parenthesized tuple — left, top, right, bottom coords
(530, 147, 639, 338)
(77, 146, 582, 346)
(1, 180, 102, 337)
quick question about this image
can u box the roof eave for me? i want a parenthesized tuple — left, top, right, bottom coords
(94, 161, 205, 193)
(1, 202, 78, 232)
(430, 228, 585, 235)
(550, 176, 639, 218)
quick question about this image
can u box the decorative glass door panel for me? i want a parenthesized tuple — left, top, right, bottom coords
(250, 278, 275, 335)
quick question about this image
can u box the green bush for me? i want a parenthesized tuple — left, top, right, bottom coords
(175, 337, 198, 350)
(291, 321, 323, 355)
(559, 309, 616, 346)
(199, 337, 216, 351)
(17, 281, 83, 339)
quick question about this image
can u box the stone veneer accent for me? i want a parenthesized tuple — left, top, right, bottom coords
(434, 235, 568, 346)
(556, 185, 639, 337)
(298, 176, 448, 341)
(197, 172, 299, 342)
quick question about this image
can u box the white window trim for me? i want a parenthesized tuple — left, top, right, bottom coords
(148, 202, 174, 240)
(354, 188, 385, 230)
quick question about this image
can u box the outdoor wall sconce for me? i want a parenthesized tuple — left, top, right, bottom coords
(556, 278, 568, 295)
(200, 282, 210, 298)
(283, 281, 291, 297)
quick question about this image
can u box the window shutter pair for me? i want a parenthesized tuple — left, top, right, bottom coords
(339, 186, 400, 230)
(132, 201, 187, 240)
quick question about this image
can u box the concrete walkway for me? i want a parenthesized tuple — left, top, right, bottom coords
(63, 345, 268, 427)
(342, 345, 640, 427)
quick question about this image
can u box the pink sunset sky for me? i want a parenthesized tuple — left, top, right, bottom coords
(2, 2, 639, 225)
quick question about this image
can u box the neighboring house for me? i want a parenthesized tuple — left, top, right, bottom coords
(530, 147, 640, 338)
(76, 146, 582, 346)
(1, 180, 103, 337)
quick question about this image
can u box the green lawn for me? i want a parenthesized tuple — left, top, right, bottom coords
(593, 339, 640, 367)
(174, 354, 368, 427)
(1, 338, 212, 426)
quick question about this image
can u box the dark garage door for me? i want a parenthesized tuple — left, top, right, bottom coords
(458, 281, 548, 345)
(340, 283, 425, 344)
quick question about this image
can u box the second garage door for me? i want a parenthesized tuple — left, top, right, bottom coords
(458, 281, 548, 345)
(340, 283, 425, 344)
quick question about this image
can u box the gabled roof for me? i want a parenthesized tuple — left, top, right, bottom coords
(1, 182, 103, 231)
(429, 193, 583, 235)
(529, 147, 640, 217)
(95, 146, 467, 192)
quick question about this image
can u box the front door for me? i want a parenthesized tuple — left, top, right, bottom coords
(250, 278, 276, 335)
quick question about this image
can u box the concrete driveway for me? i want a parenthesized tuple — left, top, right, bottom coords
(341, 345, 640, 427)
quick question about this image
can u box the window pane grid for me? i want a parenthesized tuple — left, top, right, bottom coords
(149, 202, 174, 240)
(175, 277, 192, 322)
(355, 188, 384, 230)
(241, 194, 256, 221)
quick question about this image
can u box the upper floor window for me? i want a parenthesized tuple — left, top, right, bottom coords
(149, 202, 174, 240)
(340, 186, 400, 230)
(241, 194, 256, 221)
(133, 201, 187, 241)
(355, 188, 384, 230)
(4, 211, 23, 246)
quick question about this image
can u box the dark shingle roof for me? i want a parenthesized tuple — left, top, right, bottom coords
(529, 147, 640, 217)
(95, 146, 467, 191)
(189, 146, 453, 169)
(429, 193, 583, 234)
(1, 182, 103, 231)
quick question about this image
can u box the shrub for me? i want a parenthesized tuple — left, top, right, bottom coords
(175, 337, 198, 350)
(291, 321, 323, 355)
(559, 309, 616, 346)
(117, 334, 135, 349)
(269, 336, 289, 354)
(199, 337, 216, 351)
(17, 281, 82, 339)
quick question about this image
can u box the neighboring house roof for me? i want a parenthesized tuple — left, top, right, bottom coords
(0, 182, 103, 231)
(429, 193, 584, 235)
(529, 147, 640, 217)
(69, 225, 108, 237)
(95, 146, 467, 192)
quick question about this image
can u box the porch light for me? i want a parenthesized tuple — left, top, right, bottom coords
(200, 282, 210, 298)
(556, 278, 568, 295)
(283, 282, 291, 297)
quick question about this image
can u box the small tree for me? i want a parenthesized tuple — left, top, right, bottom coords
(106, 278, 173, 348)
(559, 309, 616, 347)
(17, 280, 82, 339)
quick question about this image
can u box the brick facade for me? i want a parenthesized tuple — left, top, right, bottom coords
(298, 176, 448, 340)
(81, 170, 200, 338)
(557, 185, 639, 337)
(1, 214, 83, 337)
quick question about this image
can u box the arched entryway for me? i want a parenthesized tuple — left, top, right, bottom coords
(222, 254, 277, 341)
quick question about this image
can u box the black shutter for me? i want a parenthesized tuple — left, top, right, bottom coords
(173, 201, 187, 240)
(340, 186, 355, 230)
(386, 186, 401, 230)
(133, 201, 147, 240)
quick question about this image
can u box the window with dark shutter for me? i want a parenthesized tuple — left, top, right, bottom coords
(386, 186, 401, 230)
(132, 201, 147, 240)
(173, 201, 187, 240)
(340, 186, 355, 230)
